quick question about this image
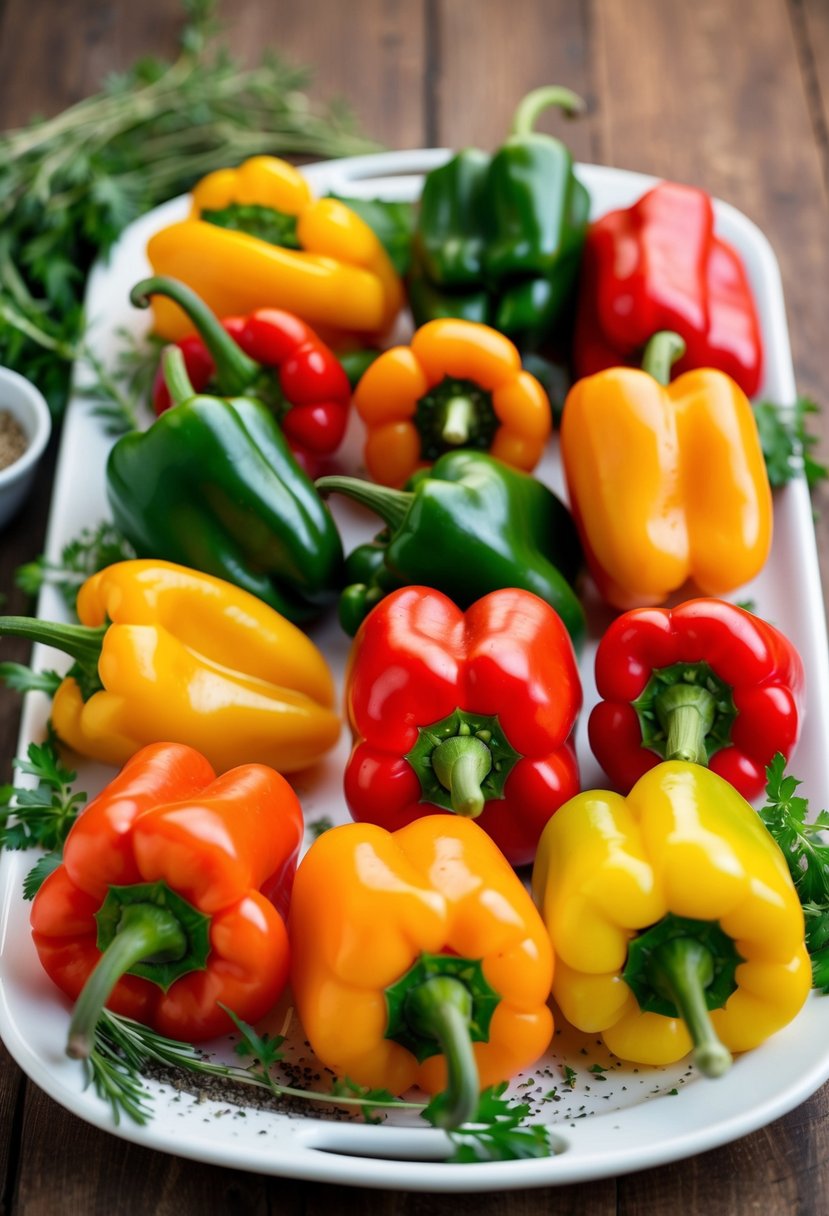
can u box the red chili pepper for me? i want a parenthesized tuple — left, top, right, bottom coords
(588, 598, 804, 800)
(30, 742, 303, 1054)
(133, 276, 351, 455)
(344, 585, 582, 866)
(573, 182, 763, 397)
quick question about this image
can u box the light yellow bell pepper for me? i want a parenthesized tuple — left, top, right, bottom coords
(532, 761, 810, 1076)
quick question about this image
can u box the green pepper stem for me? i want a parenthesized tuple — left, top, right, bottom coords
(404, 976, 479, 1129)
(641, 331, 686, 386)
(315, 475, 413, 532)
(656, 683, 717, 765)
(440, 396, 475, 447)
(650, 938, 733, 1078)
(0, 616, 107, 668)
(67, 904, 188, 1060)
(131, 275, 260, 395)
(510, 86, 587, 136)
(161, 344, 199, 407)
(431, 734, 492, 818)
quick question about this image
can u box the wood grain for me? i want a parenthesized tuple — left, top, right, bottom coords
(1, 1, 829, 1212)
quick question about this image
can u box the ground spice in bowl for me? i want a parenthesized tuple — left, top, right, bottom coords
(0, 409, 29, 471)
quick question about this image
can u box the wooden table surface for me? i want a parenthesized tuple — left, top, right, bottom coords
(1, 0, 829, 1211)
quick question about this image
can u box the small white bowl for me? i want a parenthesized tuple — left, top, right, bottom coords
(0, 366, 52, 529)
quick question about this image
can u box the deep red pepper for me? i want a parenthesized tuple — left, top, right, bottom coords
(133, 276, 352, 455)
(344, 585, 582, 866)
(573, 182, 763, 397)
(588, 598, 804, 801)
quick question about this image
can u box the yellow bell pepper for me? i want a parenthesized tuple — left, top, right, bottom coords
(289, 815, 554, 1127)
(146, 156, 403, 342)
(0, 560, 340, 773)
(559, 331, 772, 610)
(354, 318, 552, 486)
(532, 761, 810, 1076)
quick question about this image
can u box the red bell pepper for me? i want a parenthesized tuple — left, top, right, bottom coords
(344, 585, 582, 866)
(588, 598, 804, 801)
(30, 741, 303, 1054)
(132, 276, 351, 455)
(573, 181, 763, 397)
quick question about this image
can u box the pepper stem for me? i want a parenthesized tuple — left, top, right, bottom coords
(161, 344, 198, 407)
(67, 904, 188, 1060)
(650, 938, 733, 1078)
(315, 475, 413, 531)
(431, 734, 492, 818)
(404, 976, 479, 1129)
(0, 616, 106, 667)
(440, 396, 475, 447)
(131, 275, 260, 395)
(656, 683, 717, 765)
(510, 86, 587, 136)
(641, 331, 686, 386)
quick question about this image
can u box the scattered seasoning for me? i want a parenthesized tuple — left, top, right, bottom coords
(0, 410, 28, 471)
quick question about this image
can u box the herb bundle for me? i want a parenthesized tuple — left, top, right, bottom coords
(0, 0, 379, 416)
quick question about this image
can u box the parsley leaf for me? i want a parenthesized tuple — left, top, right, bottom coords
(0, 729, 86, 853)
(753, 397, 828, 490)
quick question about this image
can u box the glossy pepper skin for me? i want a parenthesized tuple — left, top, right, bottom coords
(532, 762, 810, 1075)
(31, 742, 302, 1049)
(353, 317, 551, 486)
(316, 449, 585, 648)
(559, 331, 772, 609)
(589, 598, 804, 801)
(410, 87, 589, 350)
(133, 276, 351, 457)
(289, 816, 554, 1126)
(573, 180, 763, 396)
(106, 346, 343, 622)
(0, 560, 340, 773)
(344, 586, 582, 866)
(146, 156, 403, 343)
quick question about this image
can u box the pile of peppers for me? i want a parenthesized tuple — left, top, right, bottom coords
(3, 87, 823, 1138)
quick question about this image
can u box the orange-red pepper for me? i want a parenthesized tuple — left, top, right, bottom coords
(30, 742, 303, 1051)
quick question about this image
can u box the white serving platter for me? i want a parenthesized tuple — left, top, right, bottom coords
(1, 151, 828, 1193)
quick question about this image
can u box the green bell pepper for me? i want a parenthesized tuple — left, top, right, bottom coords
(106, 347, 343, 623)
(316, 450, 585, 648)
(409, 87, 590, 350)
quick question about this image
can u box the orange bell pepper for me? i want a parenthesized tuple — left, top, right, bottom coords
(559, 331, 772, 610)
(353, 318, 552, 486)
(146, 156, 403, 342)
(289, 815, 554, 1127)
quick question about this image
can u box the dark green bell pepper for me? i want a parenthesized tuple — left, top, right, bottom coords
(409, 86, 590, 350)
(316, 450, 585, 648)
(106, 347, 343, 623)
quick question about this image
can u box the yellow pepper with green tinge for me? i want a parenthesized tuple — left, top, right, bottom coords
(532, 761, 810, 1076)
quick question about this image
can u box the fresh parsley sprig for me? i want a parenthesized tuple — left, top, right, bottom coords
(753, 397, 828, 490)
(0, 728, 86, 856)
(760, 754, 829, 991)
(15, 522, 136, 612)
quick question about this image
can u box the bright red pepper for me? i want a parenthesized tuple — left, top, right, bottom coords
(588, 598, 804, 801)
(573, 182, 763, 397)
(344, 585, 582, 866)
(133, 276, 351, 455)
(30, 742, 303, 1053)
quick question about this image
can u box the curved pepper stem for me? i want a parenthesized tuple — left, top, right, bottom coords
(67, 903, 188, 1059)
(510, 86, 587, 137)
(431, 734, 493, 818)
(316, 475, 413, 532)
(641, 330, 686, 386)
(162, 344, 199, 407)
(650, 937, 733, 1078)
(131, 276, 260, 396)
(0, 616, 106, 687)
(404, 976, 479, 1129)
(656, 683, 717, 765)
